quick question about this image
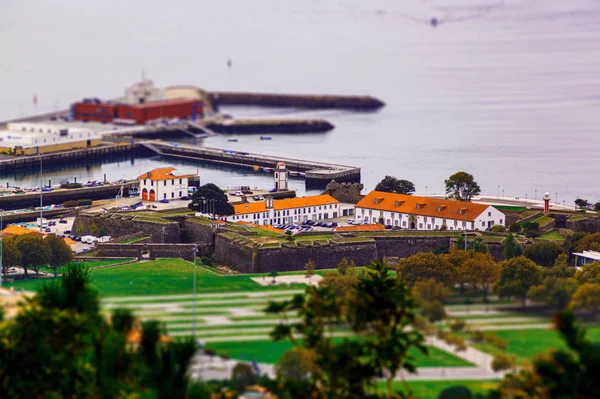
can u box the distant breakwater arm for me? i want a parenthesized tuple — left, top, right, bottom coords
(208, 92, 385, 110)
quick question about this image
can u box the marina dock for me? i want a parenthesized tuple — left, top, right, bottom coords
(142, 141, 361, 187)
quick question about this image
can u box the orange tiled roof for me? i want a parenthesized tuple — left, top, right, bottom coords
(137, 167, 189, 181)
(355, 191, 490, 222)
(334, 224, 386, 232)
(0, 225, 45, 238)
(234, 194, 339, 215)
(63, 237, 76, 245)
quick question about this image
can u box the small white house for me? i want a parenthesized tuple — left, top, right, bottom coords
(138, 167, 189, 202)
(354, 191, 505, 231)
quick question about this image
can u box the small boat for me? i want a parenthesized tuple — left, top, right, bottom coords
(430, 17, 439, 27)
(260, 136, 272, 140)
(227, 139, 238, 142)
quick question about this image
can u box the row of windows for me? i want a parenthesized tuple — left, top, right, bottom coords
(143, 178, 183, 186)
(163, 191, 183, 199)
(229, 205, 337, 222)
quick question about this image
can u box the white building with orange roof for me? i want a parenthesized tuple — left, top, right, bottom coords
(354, 191, 505, 231)
(137, 167, 190, 202)
(223, 194, 340, 226)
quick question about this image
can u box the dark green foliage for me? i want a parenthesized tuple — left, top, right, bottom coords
(46, 233, 74, 276)
(503, 233, 522, 260)
(496, 256, 543, 307)
(521, 221, 541, 238)
(200, 255, 213, 266)
(1, 236, 21, 276)
(188, 183, 234, 216)
(15, 234, 51, 276)
(438, 385, 472, 399)
(444, 171, 481, 202)
(266, 259, 426, 398)
(60, 183, 83, 189)
(595, 202, 600, 212)
(374, 175, 416, 195)
(575, 198, 588, 208)
(508, 223, 520, 233)
(523, 242, 565, 266)
(456, 236, 488, 253)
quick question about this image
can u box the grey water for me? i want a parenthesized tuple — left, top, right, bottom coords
(1, 0, 599, 202)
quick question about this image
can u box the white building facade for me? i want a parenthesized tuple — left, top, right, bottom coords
(138, 167, 189, 202)
(0, 123, 102, 154)
(355, 191, 505, 231)
(222, 194, 340, 226)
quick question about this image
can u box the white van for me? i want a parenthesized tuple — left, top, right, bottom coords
(81, 235, 97, 244)
(98, 236, 112, 243)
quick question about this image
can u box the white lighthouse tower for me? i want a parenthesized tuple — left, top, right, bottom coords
(274, 161, 288, 191)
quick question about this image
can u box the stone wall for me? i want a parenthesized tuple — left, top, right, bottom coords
(324, 180, 364, 204)
(182, 219, 217, 245)
(369, 236, 451, 260)
(213, 234, 255, 271)
(72, 214, 181, 243)
(96, 243, 197, 261)
(566, 217, 600, 233)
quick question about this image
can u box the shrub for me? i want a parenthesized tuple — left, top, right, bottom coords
(60, 183, 83, 189)
(449, 318, 467, 332)
(484, 332, 498, 345)
(203, 347, 216, 357)
(201, 256, 213, 266)
(491, 225, 507, 233)
(438, 385, 473, 399)
(63, 200, 78, 208)
(469, 330, 485, 343)
(492, 337, 508, 351)
(491, 354, 514, 372)
(436, 328, 448, 341)
(509, 223, 521, 233)
(77, 199, 93, 206)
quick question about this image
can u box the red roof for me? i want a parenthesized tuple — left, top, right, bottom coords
(137, 167, 190, 181)
(334, 224, 386, 232)
(126, 98, 201, 109)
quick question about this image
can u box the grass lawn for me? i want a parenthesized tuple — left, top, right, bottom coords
(538, 231, 563, 240)
(10, 259, 308, 297)
(494, 205, 526, 211)
(473, 327, 600, 361)
(376, 380, 499, 399)
(121, 236, 150, 244)
(205, 339, 472, 367)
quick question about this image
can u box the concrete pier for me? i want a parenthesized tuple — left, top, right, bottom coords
(205, 118, 334, 134)
(143, 142, 361, 188)
(208, 92, 385, 110)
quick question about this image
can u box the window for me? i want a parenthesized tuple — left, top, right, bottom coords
(163, 193, 167, 199)
(427, 224, 431, 229)
(179, 191, 182, 197)
(402, 221, 406, 227)
(386, 219, 391, 224)
(394, 220, 399, 226)
(500, 219, 503, 224)
(171, 192, 174, 198)
(419, 223, 423, 229)
(369, 209, 372, 216)
(488, 212, 491, 217)
(482, 221, 485, 226)
(172, 180, 174, 185)
(164, 181, 167, 186)
(151, 181, 154, 186)
(179, 179, 182, 184)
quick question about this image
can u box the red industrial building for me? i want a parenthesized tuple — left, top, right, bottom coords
(72, 98, 204, 124)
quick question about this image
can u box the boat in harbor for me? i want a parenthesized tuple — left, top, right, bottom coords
(260, 136, 272, 140)
(227, 138, 238, 142)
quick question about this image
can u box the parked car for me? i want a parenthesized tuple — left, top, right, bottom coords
(45, 228, 51, 233)
(82, 247, 89, 251)
(159, 199, 169, 204)
(329, 222, 338, 228)
(180, 196, 189, 201)
(120, 206, 130, 211)
(348, 219, 356, 225)
(391, 226, 402, 231)
(64, 229, 71, 234)
(385, 225, 393, 230)
(234, 191, 243, 196)
(303, 226, 313, 232)
(59, 219, 68, 224)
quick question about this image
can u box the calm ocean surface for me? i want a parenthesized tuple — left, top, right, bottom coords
(1, 0, 599, 202)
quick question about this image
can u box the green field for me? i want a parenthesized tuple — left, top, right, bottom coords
(120, 236, 150, 244)
(493, 205, 526, 211)
(473, 327, 600, 361)
(377, 380, 499, 399)
(538, 231, 564, 240)
(205, 339, 472, 367)
(9, 259, 306, 296)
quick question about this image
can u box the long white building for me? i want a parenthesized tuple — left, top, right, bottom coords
(354, 191, 505, 231)
(223, 194, 340, 225)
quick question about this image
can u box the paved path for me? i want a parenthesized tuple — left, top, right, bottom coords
(102, 289, 303, 303)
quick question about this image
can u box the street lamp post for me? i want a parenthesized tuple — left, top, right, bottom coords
(535, 189, 537, 204)
(39, 155, 43, 232)
(497, 185, 500, 199)
(556, 193, 558, 207)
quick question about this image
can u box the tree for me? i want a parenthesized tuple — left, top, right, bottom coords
(523, 242, 566, 267)
(188, 183, 234, 216)
(521, 221, 541, 238)
(575, 198, 588, 209)
(445, 249, 473, 295)
(528, 277, 579, 309)
(1, 236, 21, 276)
(444, 171, 481, 202)
(412, 279, 451, 305)
(266, 259, 426, 398)
(89, 221, 100, 236)
(46, 234, 74, 276)
(456, 236, 488, 253)
(462, 252, 500, 302)
(337, 256, 350, 275)
(495, 256, 543, 307)
(595, 202, 600, 212)
(570, 283, 600, 319)
(231, 362, 256, 392)
(284, 230, 295, 241)
(575, 261, 600, 284)
(374, 175, 415, 195)
(275, 348, 318, 381)
(503, 232, 522, 260)
(304, 259, 315, 282)
(574, 232, 600, 253)
(269, 270, 279, 283)
(15, 234, 51, 276)
(319, 272, 357, 299)
(396, 252, 456, 287)
(554, 253, 569, 267)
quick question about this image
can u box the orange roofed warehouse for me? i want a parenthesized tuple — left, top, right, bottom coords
(354, 191, 505, 231)
(221, 194, 340, 226)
